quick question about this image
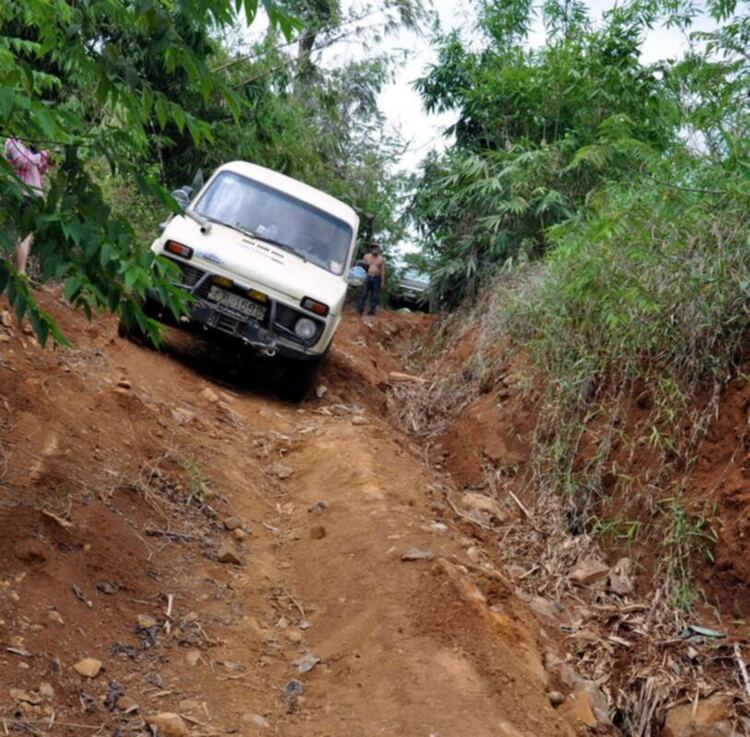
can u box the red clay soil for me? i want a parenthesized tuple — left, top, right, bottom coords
(0, 290, 575, 737)
(432, 329, 750, 616)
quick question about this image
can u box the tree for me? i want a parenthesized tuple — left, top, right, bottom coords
(0, 0, 296, 343)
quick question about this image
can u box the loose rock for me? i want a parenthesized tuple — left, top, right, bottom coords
(242, 713, 271, 728)
(232, 528, 248, 542)
(569, 558, 610, 586)
(273, 463, 293, 480)
(38, 683, 54, 700)
(547, 691, 565, 707)
(283, 680, 304, 698)
(116, 696, 138, 712)
(223, 516, 242, 531)
(73, 658, 103, 678)
(608, 557, 633, 595)
(217, 543, 242, 565)
(10, 689, 41, 705)
(117, 378, 132, 389)
(137, 614, 158, 629)
(200, 387, 219, 402)
(310, 525, 327, 540)
(401, 548, 434, 562)
(661, 694, 733, 737)
(315, 385, 328, 399)
(461, 492, 507, 523)
(308, 501, 328, 514)
(351, 415, 368, 426)
(47, 610, 64, 626)
(558, 689, 598, 729)
(185, 650, 201, 666)
(145, 712, 189, 737)
(296, 653, 321, 673)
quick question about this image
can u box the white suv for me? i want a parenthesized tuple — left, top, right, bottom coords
(122, 161, 360, 401)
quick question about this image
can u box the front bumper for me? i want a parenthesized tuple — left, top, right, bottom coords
(148, 260, 326, 360)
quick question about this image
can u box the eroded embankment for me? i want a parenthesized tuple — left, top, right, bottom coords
(1, 291, 585, 737)
(393, 311, 750, 736)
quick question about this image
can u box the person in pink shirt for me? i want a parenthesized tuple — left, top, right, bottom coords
(4, 137, 52, 276)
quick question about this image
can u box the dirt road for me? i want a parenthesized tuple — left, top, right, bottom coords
(0, 294, 574, 736)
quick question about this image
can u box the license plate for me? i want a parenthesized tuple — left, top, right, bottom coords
(208, 286, 266, 320)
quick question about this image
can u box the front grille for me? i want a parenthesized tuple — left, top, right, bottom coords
(180, 263, 205, 288)
(215, 314, 239, 333)
(275, 303, 300, 331)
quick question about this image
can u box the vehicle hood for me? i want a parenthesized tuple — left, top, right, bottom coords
(160, 216, 349, 312)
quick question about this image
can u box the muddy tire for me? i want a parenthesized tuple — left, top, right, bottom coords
(274, 355, 324, 403)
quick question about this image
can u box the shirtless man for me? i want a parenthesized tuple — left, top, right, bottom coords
(356, 244, 386, 316)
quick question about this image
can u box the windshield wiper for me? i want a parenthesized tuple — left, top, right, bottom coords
(234, 224, 307, 262)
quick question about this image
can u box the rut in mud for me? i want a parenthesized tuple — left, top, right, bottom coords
(0, 291, 576, 737)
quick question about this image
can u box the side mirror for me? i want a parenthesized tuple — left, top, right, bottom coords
(171, 187, 192, 210)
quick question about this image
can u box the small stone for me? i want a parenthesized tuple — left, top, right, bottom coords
(273, 463, 293, 480)
(117, 378, 132, 389)
(1, 310, 11, 327)
(178, 699, 203, 712)
(286, 629, 303, 644)
(308, 501, 328, 514)
(315, 385, 328, 399)
(72, 658, 103, 678)
(145, 712, 189, 737)
(569, 558, 610, 586)
(282, 680, 304, 698)
(351, 416, 368, 426)
(200, 387, 219, 402)
(39, 683, 54, 700)
(608, 557, 633, 595)
(401, 548, 434, 562)
(430, 522, 449, 535)
(223, 516, 242, 531)
(116, 696, 138, 712)
(460, 492, 507, 523)
(217, 543, 242, 565)
(548, 691, 565, 707)
(185, 650, 201, 666)
(47, 610, 64, 626)
(242, 713, 271, 728)
(296, 653, 321, 673)
(310, 525, 327, 540)
(0, 334, 9, 343)
(232, 528, 248, 542)
(10, 688, 41, 705)
(137, 614, 158, 629)
(171, 407, 195, 425)
(558, 689, 598, 729)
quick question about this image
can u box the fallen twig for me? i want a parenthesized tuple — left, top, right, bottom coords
(144, 528, 199, 542)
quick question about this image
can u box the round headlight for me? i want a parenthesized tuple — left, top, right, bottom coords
(294, 317, 317, 341)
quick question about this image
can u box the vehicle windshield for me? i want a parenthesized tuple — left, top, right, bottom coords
(194, 170, 353, 275)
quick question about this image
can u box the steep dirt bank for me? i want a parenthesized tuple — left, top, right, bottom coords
(0, 291, 579, 737)
(397, 317, 750, 734)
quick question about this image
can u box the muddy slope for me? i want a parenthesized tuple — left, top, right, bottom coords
(0, 292, 574, 736)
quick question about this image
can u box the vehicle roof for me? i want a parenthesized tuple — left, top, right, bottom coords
(216, 161, 359, 232)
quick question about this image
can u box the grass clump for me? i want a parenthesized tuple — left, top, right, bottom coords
(501, 172, 749, 601)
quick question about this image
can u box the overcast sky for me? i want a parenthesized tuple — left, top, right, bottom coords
(371, 0, 715, 171)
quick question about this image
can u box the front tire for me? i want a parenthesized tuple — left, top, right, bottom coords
(274, 354, 324, 403)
